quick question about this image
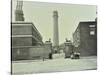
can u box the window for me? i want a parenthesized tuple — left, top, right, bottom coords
(90, 30, 95, 35)
(89, 25, 95, 27)
(89, 25, 96, 35)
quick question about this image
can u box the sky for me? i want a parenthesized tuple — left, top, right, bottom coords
(12, 0, 96, 44)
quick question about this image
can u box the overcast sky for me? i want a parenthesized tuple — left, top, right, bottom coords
(12, 0, 96, 44)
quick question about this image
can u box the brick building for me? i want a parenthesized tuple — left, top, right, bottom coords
(11, 0, 52, 60)
(11, 22, 44, 60)
(73, 21, 97, 56)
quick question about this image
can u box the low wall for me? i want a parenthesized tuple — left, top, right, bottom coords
(12, 46, 51, 61)
(29, 46, 51, 59)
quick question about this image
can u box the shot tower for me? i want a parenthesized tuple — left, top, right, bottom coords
(53, 10, 59, 53)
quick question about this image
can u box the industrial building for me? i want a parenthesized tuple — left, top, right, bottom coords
(73, 21, 97, 56)
(11, 0, 52, 60)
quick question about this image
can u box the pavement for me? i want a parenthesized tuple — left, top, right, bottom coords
(12, 56, 97, 75)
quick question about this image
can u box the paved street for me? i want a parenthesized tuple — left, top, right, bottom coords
(12, 56, 97, 74)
